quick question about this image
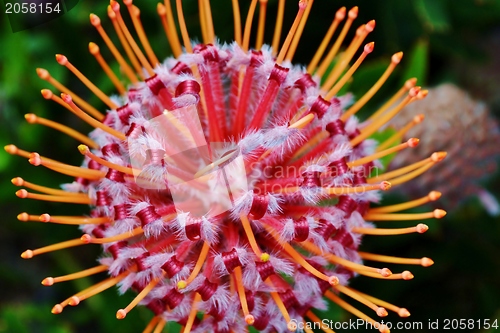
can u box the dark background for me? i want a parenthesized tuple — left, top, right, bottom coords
(1, 0, 499, 332)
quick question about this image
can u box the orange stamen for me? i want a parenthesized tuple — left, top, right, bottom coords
(324, 41, 375, 99)
(271, 0, 286, 55)
(24, 113, 98, 149)
(88, 42, 126, 95)
(368, 191, 442, 214)
(177, 241, 210, 289)
(55, 54, 118, 110)
(80, 227, 144, 244)
(233, 266, 254, 325)
(21, 238, 84, 259)
(307, 7, 346, 74)
(352, 224, 429, 235)
(325, 291, 390, 333)
(376, 114, 424, 152)
(143, 316, 161, 333)
(183, 293, 202, 333)
(349, 138, 419, 168)
(231, 0, 242, 45)
(240, 214, 268, 260)
(123, 1, 160, 66)
(276, 0, 307, 65)
(28, 151, 106, 180)
(11, 177, 87, 197)
(4, 144, 30, 159)
(68, 270, 130, 306)
(36, 68, 104, 121)
(117, 274, 163, 319)
(335, 284, 388, 317)
(203, 0, 215, 44)
(38, 213, 112, 225)
(152, 318, 166, 333)
(354, 289, 411, 317)
(110, 1, 155, 76)
(275, 181, 391, 195)
(357, 270, 414, 280)
(78, 144, 137, 176)
(368, 78, 417, 122)
(242, 0, 259, 52)
(341, 52, 403, 121)
(89, 13, 138, 83)
(61, 93, 126, 141)
(42, 265, 108, 286)
(316, 6, 358, 78)
(198, 0, 209, 43)
(305, 311, 335, 333)
(364, 209, 446, 221)
(16, 189, 93, 205)
(285, 0, 314, 62)
(268, 280, 297, 332)
(157, 3, 182, 58)
(358, 251, 434, 267)
(255, 0, 268, 50)
(176, 0, 193, 53)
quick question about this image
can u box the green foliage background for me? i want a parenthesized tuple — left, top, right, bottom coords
(1, 0, 500, 332)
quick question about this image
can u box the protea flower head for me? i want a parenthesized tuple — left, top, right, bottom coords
(8, 1, 447, 332)
(389, 83, 500, 215)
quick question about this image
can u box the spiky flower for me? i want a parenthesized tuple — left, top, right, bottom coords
(8, 1, 447, 332)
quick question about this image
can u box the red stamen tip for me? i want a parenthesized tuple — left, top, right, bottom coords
(379, 268, 392, 277)
(69, 296, 80, 306)
(431, 152, 447, 162)
(157, 3, 166, 15)
(421, 257, 434, 267)
(287, 321, 298, 332)
(11, 177, 24, 186)
(16, 189, 28, 198)
(365, 20, 376, 32)
(80, 234, 92, 243)
(348, 6, 358, 19)
(123, 0, 133, 6)
(405, 77, 417, 89)
(416, 223, 428, 233)
(36, 68, 50, 80)
(406, 138, 419, 148)
(328, 275, 340, 286)
(51, 304, 63, 314)
(17, 212, 29, 221)
(78, 145, 90, 155)
(40, 214, 51, 222)
(28, 153, 42, 166)
(55, 54, 68, 65)
(61, 93, 73, 104)
(42, 277, 54, 286)
(398, 308, 411, 317)
(89, 13, 101, 26)
(379, 324, 390, 333)
(433, 209, 446, 219)
(409, 86, 421, 98)
(417, 89, 428, 99)
(376, 307, 388, 317)
(414, 114, 424, 123)
(41, 89, 53, 99)
(110, 0, 120, 12)
(245, 314, 255, 325)
(4, 144, 18, 154)
(402, 271, 414, 280)
(391, 52, 403, 64)
(116, 309, 127, 319)
(380, 181, 392, 191)
(428, 191, 442, 201)
(364, 42, 375, 53)
(336, 7, 346, 20)
(21, 249, 33, 259)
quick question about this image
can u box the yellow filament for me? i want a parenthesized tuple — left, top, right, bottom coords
(233, 266, 254, 324)
(38, 214, 112, 225)
(88, 42, 126, 95)
(110, 2, 154, 76)
(325, 42, 374, 99)
(242, 0, 259, 52)
(21, 238, 84, 259)
(117, 275, 163, 319)
(69, 270, 130, 305)
(386, 162, 435, 186)
(231, 0, 242, 45)
(184, 293, 202, 333)
(271, 0, 285, 56)
(81, 227, 144, 244)
(316, 6, 358, 78)
(11, 177, 87, 197)
(29, 153, 106, 180)
(78, 145, 138, 176)
(276, 1, 307, 65)
(367, 78, 417, 122)
(305, 311, 335, 333)
(357, 270, 413, 280)
(16, 190, 92, 205)
(307, 7, 346, 74)
(275, 181, 391, 196)
(255, 0, 268, 50)
(268, 280, 296, 332)
(203, 0, 215, 43)
(176, 0, 193, 53)
(348, 138, 418, 167)
(152, 318, 166, 333)
(335, 284, 387, 317)
(354, 289, 411, 317)
(358, 251, 434, 267)
(143, 316, 161, 333)
(36, 68, 104, 121)
(285, 0, 314, 62)
(62, 93, 126, 141)
(56, 55, 118, 110)
(341, 53, 403, 121)
(157, 3, 182, 58)
(240, 214, 263, 258)
(367, 154, 439, 183)
(125, 3, 160, 66)
(364, 209, 446, 221)
(376, 114, 424, 152)
(325, 291, 389, 333)
(352, 224, 428, 235)
(368, 191, 441, 214)
(288, 112, 315, 129)
(178, 241, 210, 288)
(89, 14, 138, 83)
(42, 265, 108, 286)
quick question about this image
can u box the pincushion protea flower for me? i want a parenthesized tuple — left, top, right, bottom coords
(7, 1, 448, 332)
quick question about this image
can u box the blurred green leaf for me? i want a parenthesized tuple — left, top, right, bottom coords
(413, 0, 451, 33)
(401, 39, 429, 86)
